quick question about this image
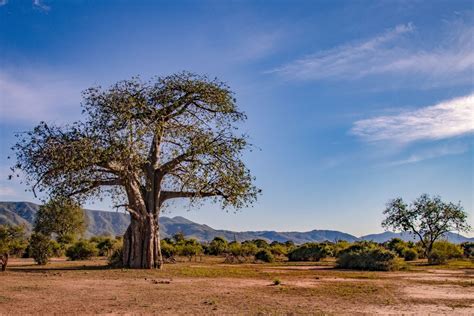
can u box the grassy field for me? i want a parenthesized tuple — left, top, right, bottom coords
(1, 257, 473, 315)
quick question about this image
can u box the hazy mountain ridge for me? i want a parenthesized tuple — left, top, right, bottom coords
(1, 202, 472, 243)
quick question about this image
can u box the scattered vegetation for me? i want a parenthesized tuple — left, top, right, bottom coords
(66, 240, 99, 261)
(336, 242, 399, 271)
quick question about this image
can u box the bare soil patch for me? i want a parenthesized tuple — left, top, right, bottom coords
(1, 258, 473, 314)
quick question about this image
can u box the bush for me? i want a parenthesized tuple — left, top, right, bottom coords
(336, 243, 398, 271)
(428, 249, 447, 265)
(66, 240, 98, 260)
(255, 249, 274, 263)
(29, 232, 53, 265)
(428, 241, 463, 265)
(160, 239, 176, 259)
(288, 243, 330, 262)
(461, 242, 474, 258)
(402, 247, 418, 261)
(108, 245, 123, 267)
(207, 237, 228, 255)
(96, 237, 118, 256)
(241, 242, 258, 257)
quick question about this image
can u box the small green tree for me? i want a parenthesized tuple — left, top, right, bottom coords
(29, 232, 54, 265)
(0, 225, 28, 271)
(382, 194, 470, 258)
(34, 197, 87, 249)
(208, 236, 228, 255)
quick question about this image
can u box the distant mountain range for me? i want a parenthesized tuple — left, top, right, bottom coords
(1, 201, 472, 244)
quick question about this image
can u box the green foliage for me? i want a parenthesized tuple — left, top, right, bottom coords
(29, 232, 54, 265)
(241, 241, 259, 257)
(272, 278, 281, 285)
(34, 197, 86, 247)
(288, 243, 330, 262)
(428, 241, 463, 264)
(91, 236, 118, 256)
(255, 249, 274, 263)
(160, 239, 176, 259)
(178, 239, 203, 261)
(336, 242, 398, 271)
(382, 194, 471, 258)
(0, 224, 28, 256)
(251, 239, 269, 249)
(269, 243, 288, 256)
(173, 232, 186, 244)
(332, 240, 350, 257)
(461, 242, 474, 258)
(108, 245, 123, 267)
(207, 236, 228, 255)
(402, 247, 418, 261)
(66, 240, 98, 261)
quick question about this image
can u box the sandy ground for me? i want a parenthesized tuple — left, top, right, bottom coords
(0, 258, 473, 315)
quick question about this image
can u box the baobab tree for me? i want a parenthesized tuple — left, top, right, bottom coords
(11, 72, 260, 269)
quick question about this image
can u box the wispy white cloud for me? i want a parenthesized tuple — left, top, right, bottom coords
(388, 143, 470, 166)
(0, 70, 83, 123)
(33, 0, 49, 11)
(351, 93, 474, 143)
(0, 0, 8, 7)
(268, 21, 473, 86)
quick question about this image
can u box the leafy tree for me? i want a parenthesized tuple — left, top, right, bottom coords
(0, 225, 28, 271)
(208, 236, 228, 255)
(382, 194, 470, 258)
(173, 232, 186, 244)
(12, 73, 259, 269)
(179, 239, 203, 261)
(29, 232, 54, 265)
(34, 197, 86, 247)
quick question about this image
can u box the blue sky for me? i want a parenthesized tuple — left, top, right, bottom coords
(0, 0, 473, 236)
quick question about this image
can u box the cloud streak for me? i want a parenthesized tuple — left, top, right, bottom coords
(0, 70, 83, 123)
(387, 143, 470, 166)
(351, 93, 474, 143)
(268, 21, 473, 86)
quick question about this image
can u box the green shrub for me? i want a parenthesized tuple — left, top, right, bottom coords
(108, 245, 123, 267)
(428, 249, 447, 265)
(336, 243, 398, 271)
(402, 247, 418, 261)
(66, 240, 98, 260)
(461, 242, 474, 258)
(288, 243, 330, 262)
(160, 239, 176, 259)
(386, 238, 408, 257)
(29, 232, 53, 265)
(96, 237, 118, 256)
(270, 244, 288, 256)
(255, 249, 274, 263)
(241, 242, 258, 257)
(428, 241, 463, 265)
(208, 237, 228, 255)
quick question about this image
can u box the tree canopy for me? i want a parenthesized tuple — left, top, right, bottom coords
(12, 72, 260, 268)
(382, 194, 470, 257)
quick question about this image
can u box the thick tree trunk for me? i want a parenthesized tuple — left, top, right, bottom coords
(122, 214, 163, 269)
(0, 253, 8, 272)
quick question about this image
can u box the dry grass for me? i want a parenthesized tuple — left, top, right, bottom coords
(0, 257, 473, 314)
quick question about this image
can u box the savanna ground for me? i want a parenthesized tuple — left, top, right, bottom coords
(1, 257, 473, 315)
